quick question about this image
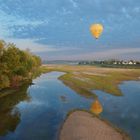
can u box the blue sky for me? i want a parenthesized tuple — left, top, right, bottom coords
(0, 0, 140, 60)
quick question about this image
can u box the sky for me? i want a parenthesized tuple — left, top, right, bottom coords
(0, 0, 140, 60)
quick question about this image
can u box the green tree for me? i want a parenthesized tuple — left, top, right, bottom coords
(0, 40, 41, 89)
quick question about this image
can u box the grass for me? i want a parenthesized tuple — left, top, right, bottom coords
(41, 64, 140, 98)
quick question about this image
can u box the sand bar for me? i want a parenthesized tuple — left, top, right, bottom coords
(60, 111, 130, 140)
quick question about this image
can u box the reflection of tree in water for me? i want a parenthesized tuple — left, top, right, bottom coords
(0, 84, 30, 136)
(0, 108, 20, 136)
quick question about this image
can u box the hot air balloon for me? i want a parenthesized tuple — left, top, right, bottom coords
(90, 24, 103, 39)
(90, 99, 103, 115)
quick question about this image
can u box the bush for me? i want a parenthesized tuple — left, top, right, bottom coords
(0, 40, 42, 89)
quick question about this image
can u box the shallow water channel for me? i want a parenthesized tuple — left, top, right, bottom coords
(0, 72, 140, 140)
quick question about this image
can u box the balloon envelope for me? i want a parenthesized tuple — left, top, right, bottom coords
(90, 24, 103, 39)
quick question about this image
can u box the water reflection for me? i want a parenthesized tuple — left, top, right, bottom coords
(0, 72, 92, 140)
(94, 81, 140, 140)
(0, 84, 30, 136)
(60, 95, 67, 103)
(90, 99, 103, 115)
(0, 72, 139, 140)
(0, 109, 20, 136)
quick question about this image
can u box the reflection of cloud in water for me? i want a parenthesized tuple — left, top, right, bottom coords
(17, 100, 50, 109)
(131, 113, 139, 119)
(11, 107, 20, 116)
(31, 100, 49, 106)
(30, 85, 48, 90)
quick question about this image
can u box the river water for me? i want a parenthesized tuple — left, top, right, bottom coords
(0, 72, 140, 140)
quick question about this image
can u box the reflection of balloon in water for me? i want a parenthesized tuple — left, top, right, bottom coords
(90, 99, 103, 115)
(90, 24, 103, 39)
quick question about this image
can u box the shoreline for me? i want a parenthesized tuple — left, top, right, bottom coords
(0, 68, 138, 139)
(41, 65, 140, 98)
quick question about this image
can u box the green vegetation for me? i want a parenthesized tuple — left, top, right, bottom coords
(41, 65, 140, 98)
(0, 40, 41, 90)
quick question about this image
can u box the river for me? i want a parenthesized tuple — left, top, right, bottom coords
(0, 72, 140, 140)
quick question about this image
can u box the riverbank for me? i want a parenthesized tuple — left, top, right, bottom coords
(0, 81, 32, 98)
(2, 64, 139, 99)
(41, 64, 140, 98)
(0, 66, 42, 97)
(60, 110, 131, 140)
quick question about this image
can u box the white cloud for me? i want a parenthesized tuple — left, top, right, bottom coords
(56, 8, 72, 15)
(69, 0, 78, 8)
(133, 7, 140, 13)
(48, 47, 140, 60)
(5, 38, 60, 52)
(5, 38, 79, 53)
(0, 9, 49, 38)
(121, 7, 131, 19)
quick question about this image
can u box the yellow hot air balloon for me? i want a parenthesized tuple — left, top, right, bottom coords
(90, 99, 103, 115)
(90, 24, 103, 39)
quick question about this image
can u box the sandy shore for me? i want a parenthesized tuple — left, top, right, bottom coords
(60, 111, 130, 140)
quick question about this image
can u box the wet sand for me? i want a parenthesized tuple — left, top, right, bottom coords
(60, 111, 130, 140)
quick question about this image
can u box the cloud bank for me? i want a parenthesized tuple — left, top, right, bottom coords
(0, 0, 140, 60)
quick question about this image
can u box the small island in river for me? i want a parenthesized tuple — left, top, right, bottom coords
(60, 110, 130, 140)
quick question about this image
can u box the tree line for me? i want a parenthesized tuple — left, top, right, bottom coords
(0, 40, 41, 89)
